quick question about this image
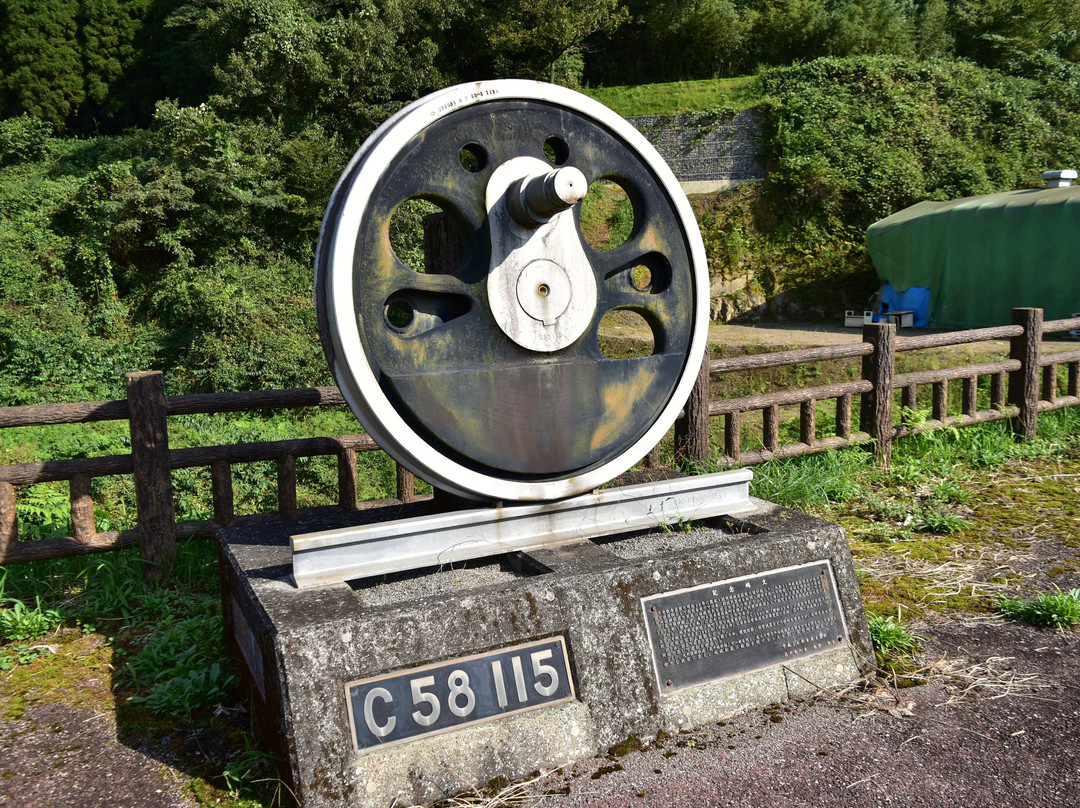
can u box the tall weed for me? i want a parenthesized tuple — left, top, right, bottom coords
(0, 597, 63, 641)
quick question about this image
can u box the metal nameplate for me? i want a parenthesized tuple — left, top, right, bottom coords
(345, 637, 575, 753)
(642, 561, 849, 693)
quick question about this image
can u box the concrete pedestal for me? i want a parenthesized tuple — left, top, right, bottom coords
(219, 497, 873, 808)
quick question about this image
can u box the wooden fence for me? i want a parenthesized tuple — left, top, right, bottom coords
(674, 307, 1080, 467)
(1, 307, 1078, 581)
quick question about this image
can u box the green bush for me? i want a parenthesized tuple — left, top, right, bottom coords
(0, 114, 53, 165)
(694, 53, 1080, 312)
(759, 55, 1080, 236)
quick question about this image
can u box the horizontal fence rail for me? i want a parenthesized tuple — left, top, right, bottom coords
(2, 308, 1079, 577)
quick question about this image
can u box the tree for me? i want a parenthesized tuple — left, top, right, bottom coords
(173, 0, 449, 140)
(668, 0, 750, 78)
(487, 0, 630, 85)
(950, 0, 1080, 65)
(0, 0, 85, 127)
(745, 0, 830, 66)
(825, 0, 916, 58)
(77, 0, 157, 129)
(914, 0, 952, 58)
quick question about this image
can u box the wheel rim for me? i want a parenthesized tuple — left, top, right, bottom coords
(317, 81, 709, 502)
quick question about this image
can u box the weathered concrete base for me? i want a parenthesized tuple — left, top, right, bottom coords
(219, 497, 873, 808)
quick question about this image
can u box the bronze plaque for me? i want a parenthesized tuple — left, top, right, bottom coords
(641, 561, 849, 692)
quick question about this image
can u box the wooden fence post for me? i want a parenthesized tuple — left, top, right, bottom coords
(0, 481, 16, 558)
(860, 322, 896, 469)
(396, 463, 416, 504)
(674, 354, 711, 466)
(1009, 307, 1042, 440)
(337, 449, 359, 512)
(126, 371, 176, 585)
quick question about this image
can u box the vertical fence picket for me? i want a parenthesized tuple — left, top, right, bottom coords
(724, 411, 741, 462)
(932, 381, 948, 422)
(337, 449, 359, 511)
(1070, 362, 1079, 399)
(1010, 307, 1042, 439)
(763, 405, 779, 452)
(643, 445, 660, 468)
(69, 474, 95, 544)
(800, 399, 816, 447)
(277, 455, 297, 518)
(0, 481, 16, 555)
(125, 371, 176, 585)
(901, 384, 917, 415)
(962, 376, 978, 419)
(835, 394, 851, 440)
(396, 463, 416, 504)
(991, 372, 1006, 410)
(211, 460, 235, 525)
(1042, 364, 1058, 404)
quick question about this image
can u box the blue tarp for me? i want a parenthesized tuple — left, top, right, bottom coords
(877, 282, 931, 328)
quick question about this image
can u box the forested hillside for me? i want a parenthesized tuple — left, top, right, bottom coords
(2, 0, 1080, 406)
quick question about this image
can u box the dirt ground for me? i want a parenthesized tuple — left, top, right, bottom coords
(510, 613, 1080, 808)
(2, 324, 1079, 808)
(4, 574, 1078, 808)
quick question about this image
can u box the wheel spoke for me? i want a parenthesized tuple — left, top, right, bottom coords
(388, 270, 474, 297)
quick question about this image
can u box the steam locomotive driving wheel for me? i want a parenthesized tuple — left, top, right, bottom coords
(316, 81, 709, 502)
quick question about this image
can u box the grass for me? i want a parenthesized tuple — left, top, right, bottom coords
(996, 588, 1080, 630)
(867, 614, 925, 670)
(583, 77, 760, 117)
(0, 596, 63, 640)
(741, 406, 1080, 618)
(0, 539, 281, 806)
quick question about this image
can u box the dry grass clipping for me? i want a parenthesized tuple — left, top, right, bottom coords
(421, 767, 562, 808)
(857, 545, 1035, 605)
(786, 650, 1051, 718)
(927, 655, 1054, 706)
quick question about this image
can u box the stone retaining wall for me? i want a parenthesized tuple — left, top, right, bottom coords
(629, 110, 764, 193)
